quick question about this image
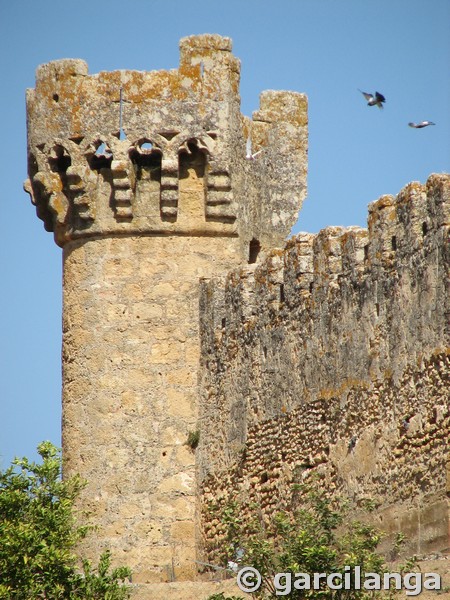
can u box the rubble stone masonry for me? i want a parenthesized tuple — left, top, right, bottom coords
(199, 174, 449, 560)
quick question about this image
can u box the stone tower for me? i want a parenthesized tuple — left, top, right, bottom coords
(24, 35, 307, 585)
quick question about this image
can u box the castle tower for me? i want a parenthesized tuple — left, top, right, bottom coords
(24, 35, 308, 584)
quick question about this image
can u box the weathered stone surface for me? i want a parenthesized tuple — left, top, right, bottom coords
(61, 235, 241, 582)
(198, 174, 449, 561)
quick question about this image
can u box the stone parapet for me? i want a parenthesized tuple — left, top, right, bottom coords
(198, 174, 449, 561)
(200, 174, 449, 396)
(24, 35, 307, 254)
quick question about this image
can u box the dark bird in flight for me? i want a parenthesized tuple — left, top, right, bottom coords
(358, 89, 386, 109)
(408, 121, 435, 128)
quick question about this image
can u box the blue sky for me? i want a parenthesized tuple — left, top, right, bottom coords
(0, 0, 449, 468)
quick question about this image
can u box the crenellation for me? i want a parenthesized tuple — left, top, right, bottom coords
(246, 90, 308, 247)
(339, 226, 370, 286)
(284, 233, 315, 300)
(198, 174, 449, 482)
(26, 38, 307, 253)
(367, 194, 397, 268)
(394, 182, 428, 257)
(427, 173, 450, 228)
(179, 34, 239, 99)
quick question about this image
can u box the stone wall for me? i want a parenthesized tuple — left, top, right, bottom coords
(62, 233, 242, 583)
(198, 173, 449, 562)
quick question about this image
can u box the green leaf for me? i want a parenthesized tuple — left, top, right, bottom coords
(0, 442, 132, 599)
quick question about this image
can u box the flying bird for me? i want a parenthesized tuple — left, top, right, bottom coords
(408, 121, 435, 128)
(245, 136, 264, 160)
(358, 89, 386, 109)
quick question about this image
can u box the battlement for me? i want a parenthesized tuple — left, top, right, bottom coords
(202, 174, 448, 329)
(199, 173, 449, 458)
(24, 34, 307, 252)
(23, 36, 310, 586)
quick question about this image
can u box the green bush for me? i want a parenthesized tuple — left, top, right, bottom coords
(187, 430, 200, 450)
(206, 486, 413, 599)
(0, 441, 131, 599)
